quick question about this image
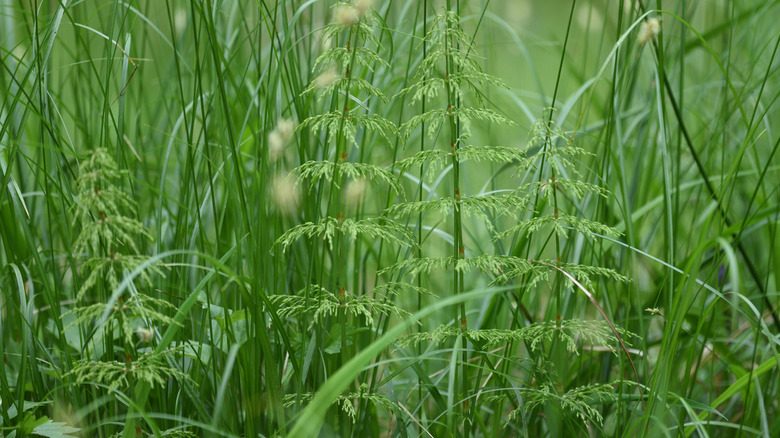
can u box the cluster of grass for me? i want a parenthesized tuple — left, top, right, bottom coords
(1, 0, 778, 436)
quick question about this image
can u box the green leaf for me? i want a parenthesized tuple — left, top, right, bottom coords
(31, 419, 81, 438)
(324, 324, 351, 354)
(3, 401, 52, 422)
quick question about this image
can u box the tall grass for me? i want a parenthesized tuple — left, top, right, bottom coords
(1, 0, 779, 437)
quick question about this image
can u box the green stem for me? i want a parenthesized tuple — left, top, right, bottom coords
(317, 22, 361, 434)
(443, 2, 467, 431)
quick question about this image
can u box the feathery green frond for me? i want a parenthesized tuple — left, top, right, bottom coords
(379, 257, 456, 277)
(387, 194, 524, 223)
(492, 260, 628, 287)
(402, 107, 510, 139)
(514, 178, 609, 204)
(66, 347, 189, 390)
(72, 215, 153, 256)
(299, 111, 397, 149)
(77, 254, 165, 300)
(271, 284, 411, 326)
(305, 75, 389, 102)
(399, 70, 509, 105)
(75, 148, 125, 190)
(314, 46, 389, 73)
(399, 320, 636, 354)
(506, 381, 636, 426)
(275, 217, 413, 252)
(497, 212, 620, 240)
(321, 19, 380, 47)
(64, 293, 180, 345)
(393, 146, 527, 174)
(456, 145, 527, 165)
(72, 186, 137, 224)
(284, 384, 399, 423)
(293, 161, 402, 195)
(370, 282, 438, 299)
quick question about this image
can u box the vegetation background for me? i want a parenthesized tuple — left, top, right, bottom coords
(1, 0, 778, 436)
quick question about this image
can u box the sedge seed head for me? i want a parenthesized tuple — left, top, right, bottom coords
(272, 174, 300, 216)
(174, 9, 188, 37)
(136, 327, 154, 343)
(268, 131, 285, 161)
(335, 5, 360, 27)
(354, 0, 375, 18)
(277, 118, 296, 141)
(638, 18, 661, 44)
(313, 65, 339, 88)
(268, 118, 296, 161)
(345, 178, 368, 206)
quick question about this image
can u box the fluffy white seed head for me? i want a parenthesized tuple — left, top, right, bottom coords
(354, 0, 375, 18)
(272, 174, 300, 216)
(277, 118, 296, 140)
(314, 65, 339, 88)
(268, 118, 296, 161)
(335, 5, 360, 27)
(638, 18, 661, 45)
(136, 327, 154, 343)
(174, 9, 188, 37)
(345, 178, 368, 206)
(268, 131, 285, 161)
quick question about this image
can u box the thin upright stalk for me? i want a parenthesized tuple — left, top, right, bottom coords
(443, 0, 468, 430)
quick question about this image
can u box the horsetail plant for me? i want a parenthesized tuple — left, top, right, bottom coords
(485, 116, 641, 431)
(390, 7, 524, 432)
(387, 8, 640, 434)
(273, 1, 410, 433)
(63, 148, 186, 436)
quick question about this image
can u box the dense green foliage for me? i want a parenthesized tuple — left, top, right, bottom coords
(1, 0, 779, 436)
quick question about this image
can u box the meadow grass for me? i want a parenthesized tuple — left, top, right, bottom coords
(1, 0, 779, 437)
